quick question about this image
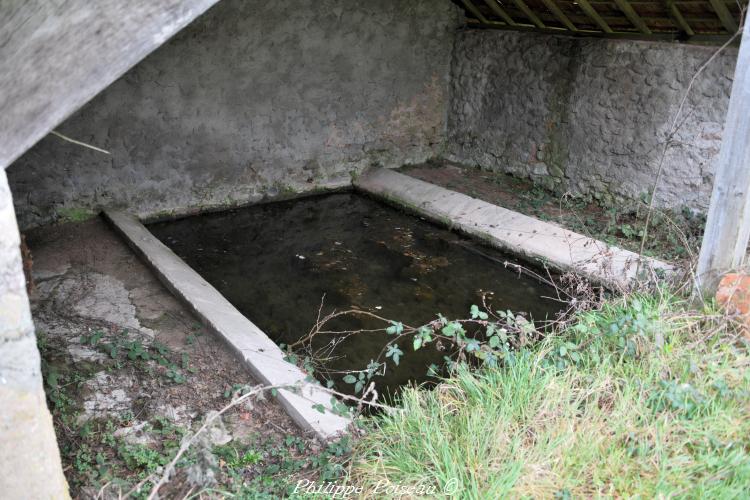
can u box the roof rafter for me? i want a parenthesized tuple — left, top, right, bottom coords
(539, 0, 579, 31)
(613, 0, 652, 34)
(462, 0, 491, 24)
(707, 0, 739, 33)
(456, 0, 744, 43)
(576, 0, 614, 33)
(664, 0, 695, 36)
(511, 0, 547, 28)
(481, 0, 518, 26)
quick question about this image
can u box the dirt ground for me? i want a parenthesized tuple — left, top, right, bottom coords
(399, 161, 705, 263)
(26, 217, 334, 498)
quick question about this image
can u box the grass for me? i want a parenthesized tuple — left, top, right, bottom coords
(349, 291, 750, 498)
(507, 180, 705, 263)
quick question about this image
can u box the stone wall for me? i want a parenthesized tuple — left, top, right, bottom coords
(448, 30, 738, 211)
(8, 0, 461, 229)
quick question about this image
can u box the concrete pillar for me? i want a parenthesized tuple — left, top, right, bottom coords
(0, 167, 68, 498)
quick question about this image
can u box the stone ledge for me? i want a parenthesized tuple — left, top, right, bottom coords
(354, 167, 673, 290)
(103, 210, 350, 441)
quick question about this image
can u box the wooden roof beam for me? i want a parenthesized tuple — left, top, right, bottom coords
(664, 0, 695, 36)
(511, 0, 547, 28)
(462, 0, 491, 24)
(481, 0, 518, 26)
(613, 0, 652, 34)
(708, 0, 739, 33)
(540, 0, 579, 31)
(575, 0, 614, 33)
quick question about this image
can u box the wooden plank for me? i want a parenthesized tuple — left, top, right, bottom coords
(540, 0, 579, 31)
(0, 0, 221, 169)
(707, 0, 739, 33)
(664, 0, 695, 36)
(575, 0, 614, 33)
(512, 0, 547, 28)
(696, 19, 750, 294)
(463, 0, 491, 24)
(481, 0, 517, 26)
(613, 0, 652, 34)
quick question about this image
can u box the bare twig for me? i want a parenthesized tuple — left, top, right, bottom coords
(50, 130, 111, 155)
(142, 381, 396, 499)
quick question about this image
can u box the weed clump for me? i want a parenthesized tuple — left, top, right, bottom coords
(349, 291, 750, 498)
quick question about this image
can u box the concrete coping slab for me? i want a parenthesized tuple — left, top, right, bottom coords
(103, 210, 350, 441)
(354, 167, 674, 290)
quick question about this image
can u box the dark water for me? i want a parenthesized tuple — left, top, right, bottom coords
(149, 193, 561, 399)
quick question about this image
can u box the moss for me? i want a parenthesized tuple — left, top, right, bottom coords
(547, 164, 565, 179)
(56, 207, 96, 223)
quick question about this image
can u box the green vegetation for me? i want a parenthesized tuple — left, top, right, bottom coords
(207, 435, 352, 498)
(38, 329, 197, 494)
(505, 179, 705, 262)
(350, 291, 750, 498)
(38, 327, 350, 497)
(401, 163, 706, 262)
(56, 206, 96, 223)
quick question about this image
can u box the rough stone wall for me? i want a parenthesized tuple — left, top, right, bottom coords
(0, 168, 68, 497)
(8, 0, 461, 229)
(448, 30, 738, 211)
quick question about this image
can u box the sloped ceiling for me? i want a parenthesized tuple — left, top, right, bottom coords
(0, 0, 221, 169)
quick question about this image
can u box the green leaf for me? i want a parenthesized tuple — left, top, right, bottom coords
(489, 335, 501, 349)
(442, 323, 456, 336)
(413, 336, 422, 350)
(386, 322, 404, 335)
(47, 370, 59, 390)
(386, 344, 403, 365)
(469, 305, 489, 319)
(470, 305, 480, 319)
(470, 305, 489, 320)
(418, 326, 433, 343)
(343, 375, 357, 384)
(313, 404, 326, 414)
(442, 322, 465, 338)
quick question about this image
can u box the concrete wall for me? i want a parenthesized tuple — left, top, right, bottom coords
(448, 31, 738, 211)
(0, 168, 68, 496)
(8, 0, 461, 229)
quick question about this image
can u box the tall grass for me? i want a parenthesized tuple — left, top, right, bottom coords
(349, 291, 750, 498)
